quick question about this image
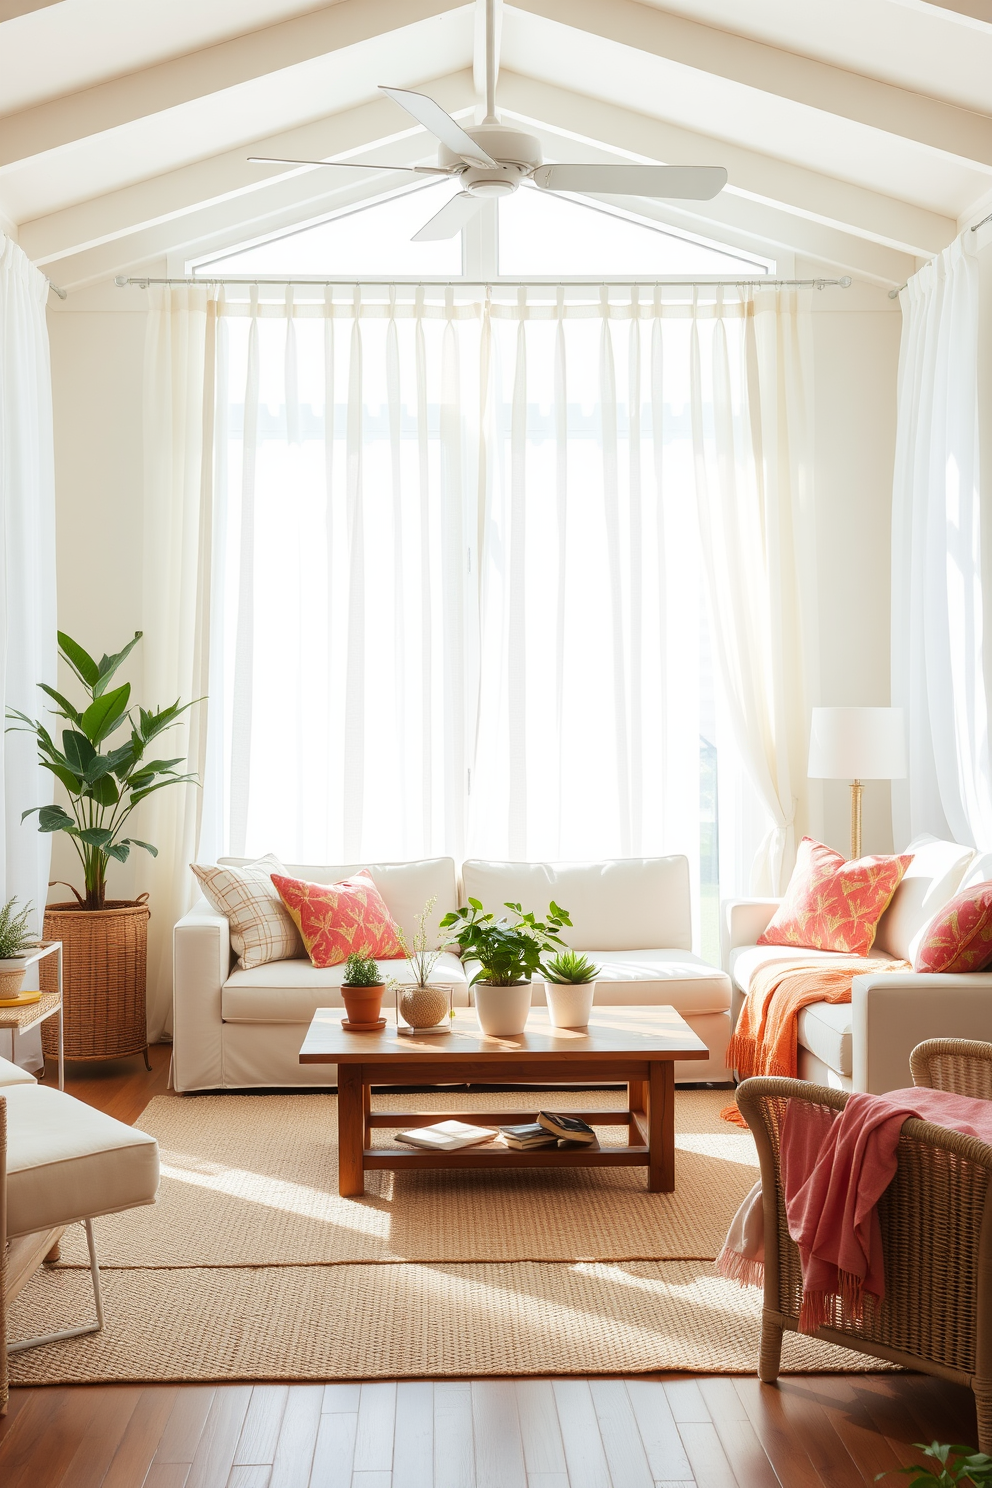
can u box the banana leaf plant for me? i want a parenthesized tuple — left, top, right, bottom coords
(6, 631, 200, 911)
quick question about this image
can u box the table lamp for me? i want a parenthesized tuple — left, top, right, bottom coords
(808, 706, 907, 860)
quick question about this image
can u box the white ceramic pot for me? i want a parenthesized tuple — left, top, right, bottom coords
(545, 980, 596, 1029)
(474, 981, 532, 1037)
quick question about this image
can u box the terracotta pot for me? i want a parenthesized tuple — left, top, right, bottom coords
(40, 899, 150, 1066)
(474, 981, 532, 1037)
(341, 982, 385, 1025)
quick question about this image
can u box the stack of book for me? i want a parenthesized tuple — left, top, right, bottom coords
(497, 1113, 599, 1150)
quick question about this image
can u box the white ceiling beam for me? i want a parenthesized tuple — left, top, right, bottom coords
(499, 74, 956, 257)
(0, 0, 468, 170)
(511, 0, 992, 171)
(18, 78, 476, 265)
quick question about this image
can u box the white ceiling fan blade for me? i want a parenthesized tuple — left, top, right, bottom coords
(379, 86, 498, 168)
(532, 164, 729, 200)
(248, 156, 452, 174)
(412, 192, 484, 241)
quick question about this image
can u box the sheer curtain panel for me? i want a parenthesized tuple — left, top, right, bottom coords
(891, 233, 990, 848)
(140, 286, 216, 1039)
(0, 236, 57, 1046)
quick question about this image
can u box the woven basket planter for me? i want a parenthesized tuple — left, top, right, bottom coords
(40, 899, 150, 1066)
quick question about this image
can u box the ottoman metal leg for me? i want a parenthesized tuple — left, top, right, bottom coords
(8, 1218, 105, 1354)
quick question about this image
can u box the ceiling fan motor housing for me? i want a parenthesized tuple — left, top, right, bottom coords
(439, 123, 543, 196)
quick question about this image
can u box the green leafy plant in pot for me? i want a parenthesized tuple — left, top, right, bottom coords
(543, 949, 600, 1030)
(439, 899, 572, 1036)
(6, 630, 200, 1066)
(0, 897, 39, 1003)
(341, 950, 386, 1028)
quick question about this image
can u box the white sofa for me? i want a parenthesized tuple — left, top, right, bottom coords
(723, 836, 992, 1094)
(172, 854, 733, 1091)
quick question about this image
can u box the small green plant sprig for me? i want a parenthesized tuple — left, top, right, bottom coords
(0, 897, 36, 960)
(876, 1442, 992, 1487)
(544, 949, 599, 984)
(439, 899, 572, 987)
(342, 951, 383, 987)
(394, 896, 442, 988)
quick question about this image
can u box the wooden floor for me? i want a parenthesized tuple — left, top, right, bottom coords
(0, 1047, 980, 1488)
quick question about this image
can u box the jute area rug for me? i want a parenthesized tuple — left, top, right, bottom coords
(9, 1088, 882, 1383)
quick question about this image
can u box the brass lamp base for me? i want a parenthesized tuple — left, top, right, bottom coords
(850, 779, 863, 861)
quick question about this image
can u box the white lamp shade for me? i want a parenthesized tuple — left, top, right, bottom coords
(808, 706, 907, 780)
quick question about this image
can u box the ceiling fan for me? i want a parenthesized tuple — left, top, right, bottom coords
(248, 0, 728, 241)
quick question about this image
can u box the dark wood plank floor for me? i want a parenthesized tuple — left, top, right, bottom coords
(0, 1045, 979, 1487)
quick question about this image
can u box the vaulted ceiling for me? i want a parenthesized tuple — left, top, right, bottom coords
(2, 0, 990, 291)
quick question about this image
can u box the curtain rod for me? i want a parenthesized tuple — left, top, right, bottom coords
(889, 211, 991, 298)
(46, 276, 66, 300)
(115, 274, 852, 291)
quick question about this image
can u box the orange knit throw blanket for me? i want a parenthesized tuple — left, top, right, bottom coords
(721, 957, 911, 1127)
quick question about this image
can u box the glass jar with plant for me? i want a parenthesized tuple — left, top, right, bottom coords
(341, 950, 387, 1029)
(5, 630, 201, 1068)
(439, 898, 572, 1036)
(543, 949, 600, 1029)
(0, 897, 38, 1002)
(391, 896, 452, 1032)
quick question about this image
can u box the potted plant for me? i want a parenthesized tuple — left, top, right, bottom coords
(6, 630, 199, 1066)
(876, 1440, 992, 1485)
(341, 950, 386, 1028)
(543, 949, 599, 1029)
(439, 898, 572, 1037)
(0, 897, 39, 1005)
(392, 896, 451, 1030)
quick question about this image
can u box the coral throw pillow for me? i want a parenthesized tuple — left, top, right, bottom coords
(914, 882, 992, 973)
(758, 836, 912, 956)
(271, 870, 405, 968)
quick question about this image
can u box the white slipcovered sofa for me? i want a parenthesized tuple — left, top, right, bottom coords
(172, 854, 732, 1091)
(723, 836, 992, 1094)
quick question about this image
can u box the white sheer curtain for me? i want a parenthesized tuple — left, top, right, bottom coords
(190, 284, 803, 933)
(891, 232, 990, 849)
(140, 285, 216, 1038)
(0, 236, 57, 1057)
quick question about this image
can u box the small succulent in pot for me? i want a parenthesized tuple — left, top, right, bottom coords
(543, 949, 600, 1030)
(0, 897, 38, 1000)
(341, 949, 386, 1027)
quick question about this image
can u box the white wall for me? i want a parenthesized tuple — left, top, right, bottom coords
(805, 272, 902, 858)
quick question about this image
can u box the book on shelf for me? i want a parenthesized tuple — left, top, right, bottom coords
(537, 1111, 597, 1145)
(497, 1122, 558, 1150)
(395, 1120, 496, 1152)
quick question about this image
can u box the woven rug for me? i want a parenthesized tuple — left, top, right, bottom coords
(8, 1088, 884, 1382)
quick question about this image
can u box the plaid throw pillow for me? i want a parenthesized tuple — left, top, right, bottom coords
(191, 854, 304, 969)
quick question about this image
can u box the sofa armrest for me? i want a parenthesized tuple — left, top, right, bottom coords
(720, 898, 781, 973)
(172, 897, 232, 1092)
(851, 973, 992, 1094)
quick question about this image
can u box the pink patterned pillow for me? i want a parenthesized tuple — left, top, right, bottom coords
(271, 870, 405, 968)
(758, 836, 911, 956)
(914, 882, 992, 973)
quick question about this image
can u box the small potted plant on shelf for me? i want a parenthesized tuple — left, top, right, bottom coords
(439, 898, 572, 1037)
(0, 897, 39, 1005)
(543, 949, 599, 1029)
(391, 896, 451, 1032)
(341, 950, 386, 1029)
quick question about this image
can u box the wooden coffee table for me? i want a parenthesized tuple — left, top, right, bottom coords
(299, 1004, 708, 1197)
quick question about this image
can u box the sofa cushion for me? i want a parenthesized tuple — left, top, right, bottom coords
(530, 951, 730, 1014)
(757, 837, 911, 956)
(220, 856, 458, 947)
(730, 943, 897, 995)
(3, 1083, 159, 1239)
(460, 858, 691, 952)
(222, 951, 469, 1023)
(0, 1053, 37, 1087)
(272, 870, 405, 966)
(797, 1002, 853, 1078)
(873, 836, 976, 962)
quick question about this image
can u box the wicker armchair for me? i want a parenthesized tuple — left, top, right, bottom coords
(736, 1069, 992, 1451)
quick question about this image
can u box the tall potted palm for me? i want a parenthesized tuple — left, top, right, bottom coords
(7, 630, 199, 1068)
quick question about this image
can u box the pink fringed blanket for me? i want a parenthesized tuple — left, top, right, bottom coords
(717, 1087, 992, 1332)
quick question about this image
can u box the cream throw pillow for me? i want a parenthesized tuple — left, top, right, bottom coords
(191, 854, 304, 969)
